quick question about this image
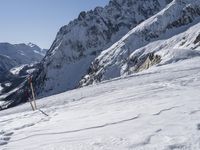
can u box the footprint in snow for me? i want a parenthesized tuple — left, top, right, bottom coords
(196, 123, 200, 130)
(13, 123, 35, 131)
(0, 131, 14, 146)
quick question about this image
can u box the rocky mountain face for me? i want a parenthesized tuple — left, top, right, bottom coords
(1, 0, 200, 110)
(35, 0, 171, 97)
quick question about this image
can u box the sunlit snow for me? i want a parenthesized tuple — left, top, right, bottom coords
(0, 56, 200, 150)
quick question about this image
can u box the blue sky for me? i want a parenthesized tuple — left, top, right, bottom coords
(0, 0, 109, 49)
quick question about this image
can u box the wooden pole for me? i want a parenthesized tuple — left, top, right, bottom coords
(27, 76, 49, 116)
(29, 76, 37, 110)
(127, 48, 130, 75)
(29, 98, 35, 111)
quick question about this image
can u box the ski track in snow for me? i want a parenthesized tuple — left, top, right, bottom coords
(0, 57, 200, 149)
(152, 106, 181, 116)
(11, 114, 140, 142)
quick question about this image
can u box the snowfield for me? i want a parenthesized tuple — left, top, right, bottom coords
(0, 55, 200, 150)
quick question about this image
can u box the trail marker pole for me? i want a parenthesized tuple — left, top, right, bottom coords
(28, 76, 37, 111)
(29, 98, 35, 111)
(127, 48, 131, 75)
(27, 76, 49, 116)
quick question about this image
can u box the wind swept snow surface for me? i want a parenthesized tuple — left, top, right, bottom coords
(1, 56, 200, 149)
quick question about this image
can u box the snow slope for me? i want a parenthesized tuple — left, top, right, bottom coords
(0, 55, 200, 149)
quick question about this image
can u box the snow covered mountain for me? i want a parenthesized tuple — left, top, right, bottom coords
(0, 42, 47, 66)
(1, 0, 200, 148)
(35, 0, 171, 97)
(79, 0, 200, 86)
(0, 42, 46, 80)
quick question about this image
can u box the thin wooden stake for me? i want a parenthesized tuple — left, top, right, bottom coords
(29, 98, 35, 111)
(29, 76, 37, 110)
(28, 76, 49, 116)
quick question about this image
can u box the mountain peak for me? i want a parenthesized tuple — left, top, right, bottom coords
(26, 42, 39, 48)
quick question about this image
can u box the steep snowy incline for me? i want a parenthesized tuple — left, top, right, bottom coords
(80, 0, 200, 86)
(0, 55, 200, 149)
(35, 0, 170, 97)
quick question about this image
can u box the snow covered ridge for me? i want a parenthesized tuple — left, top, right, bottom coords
(79, 0, 200, 86)
(34, 0, 171, 97)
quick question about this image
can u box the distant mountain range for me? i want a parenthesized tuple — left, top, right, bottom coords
(0, 42, 47, 75)
(0, 42, 47, 109)
(0, 0, 200, 110)
(0, 42, 46, 64)
(0, 42, 46, 76)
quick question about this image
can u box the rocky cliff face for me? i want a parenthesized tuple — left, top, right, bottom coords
(36, 0, 170, 97)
